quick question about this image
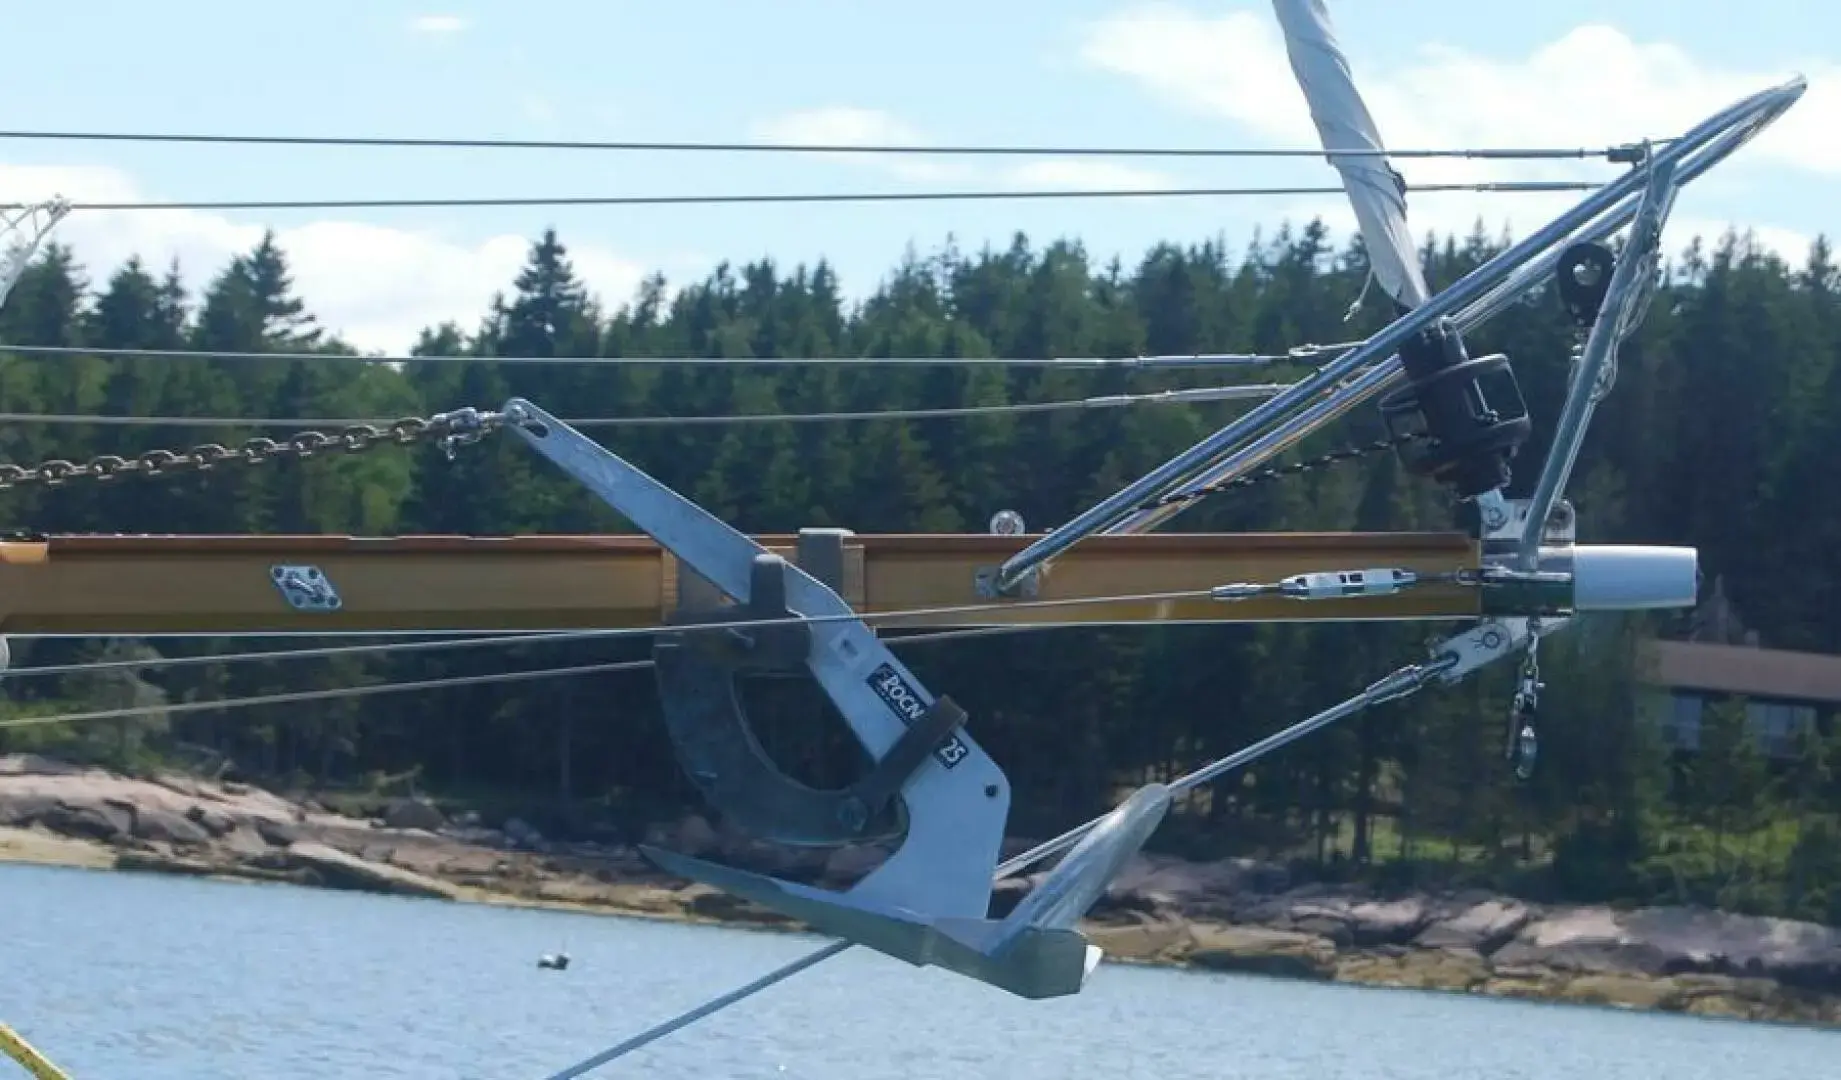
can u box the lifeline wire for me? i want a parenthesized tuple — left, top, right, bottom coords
(0, 128, 1645, 160)
(0, 628, 616, 680)
(0, 342, 1363, 367)
(0, 590, 1235, 730)
(0, 659, 652, 730)
(537, 654, 1455, 1079)
(0, 180, 1599, 214)
(0, 384, 1287, 430)
(0, 624, 1024, 684)
(0, 626, 1036, 730)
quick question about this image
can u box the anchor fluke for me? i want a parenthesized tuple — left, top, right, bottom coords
(643, 781, 1172, 999)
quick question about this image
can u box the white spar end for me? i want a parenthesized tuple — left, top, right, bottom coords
(1569, 544, 1699, 611)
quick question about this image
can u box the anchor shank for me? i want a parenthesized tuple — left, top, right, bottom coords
(500, 401, 767, 605)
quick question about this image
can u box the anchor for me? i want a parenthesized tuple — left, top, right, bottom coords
(503, 398, 1165, 998)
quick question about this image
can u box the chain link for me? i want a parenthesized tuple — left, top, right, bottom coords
(1139, 431, 1428, 512)
(0, 395, 1416, 507)
(0, 407, 503, 493)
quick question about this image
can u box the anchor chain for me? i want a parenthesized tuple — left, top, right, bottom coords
(0, 406, 504, 492)
(0, 384, 1419, 514)
(1138, 430, 1428, 512)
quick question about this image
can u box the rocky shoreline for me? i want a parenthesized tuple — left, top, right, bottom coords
(4, 753, 1841, 1025)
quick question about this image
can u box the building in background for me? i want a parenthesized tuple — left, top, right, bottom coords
(1637, 577, 1841, 757)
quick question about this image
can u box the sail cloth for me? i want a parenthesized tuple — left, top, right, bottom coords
(1270, 0, 1430, 310)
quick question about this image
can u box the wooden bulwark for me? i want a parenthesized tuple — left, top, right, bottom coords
(0, 531, 1482, 635)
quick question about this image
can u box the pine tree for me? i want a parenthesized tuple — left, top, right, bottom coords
(1, 217, 1837, 920)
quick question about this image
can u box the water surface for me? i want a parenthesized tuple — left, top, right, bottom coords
(1, 864, 1833, 1079)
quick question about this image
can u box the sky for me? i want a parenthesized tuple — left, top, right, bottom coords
(0, 0, 1834, 353)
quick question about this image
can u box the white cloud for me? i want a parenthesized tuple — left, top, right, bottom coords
(1081, 9, 1303, 140)
(751, 106, 1176, 190)
(1077, 5, 1830, 259)
(408, 14, 470, 35)
(2, 164, 650, 354)
(1080, 7, 1835, 175)
(753, 107, 926, 150)
(750, 107, 972, 183)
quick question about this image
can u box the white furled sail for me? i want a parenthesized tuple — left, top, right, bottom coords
(1271, 0, 1429, 309)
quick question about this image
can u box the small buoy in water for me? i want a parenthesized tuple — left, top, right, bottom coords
(538, 952, 570, 970)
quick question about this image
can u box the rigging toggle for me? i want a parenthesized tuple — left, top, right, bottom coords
(1207, 553, 1696, 618)
(1211, 566, 1467, 602)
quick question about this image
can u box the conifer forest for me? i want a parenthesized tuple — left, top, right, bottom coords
(4, 218, 1841, 924)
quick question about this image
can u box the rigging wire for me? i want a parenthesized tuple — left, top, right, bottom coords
(0, 659, 654, 729)
(541, 942, 853, 1080)
(0, 625, 1041, 731)
(0, 625, 1023, 683)
(0, 628, 614, 680)
(0, 342, 1362, 367)
(0, 585, 1244, 729)
(0, 128, 1650, 160)
(0, 180, 1600, 214)
(0, 384, 1289, 430)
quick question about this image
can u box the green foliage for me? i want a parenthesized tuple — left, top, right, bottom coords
(0, 220, 1838, 920)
